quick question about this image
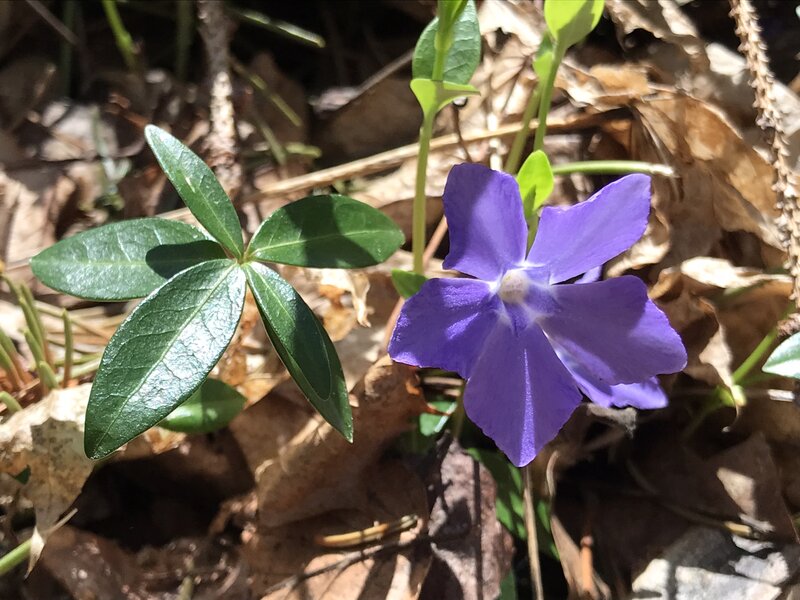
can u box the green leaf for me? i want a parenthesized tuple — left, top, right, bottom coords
(30, 218, 225, 301)
(437, 0, 468, 26)
(248, 195, 404, 268)
(498, 570, 518, 600)
(243, 262, 352, 440)
(412, 0, 481, 85)
(391, 269, 427, 299)
(419, 397, 456, 436)
(410, 79, 479, 116)
(763, 332, 800, 379)
(517, 150, 554, 219)
(544, 0, 604, 49)
(468, 448, 527, 540)
(159, 377, 245, 433)
(84, 259, 245, 459)
(145, 125, 244, 258)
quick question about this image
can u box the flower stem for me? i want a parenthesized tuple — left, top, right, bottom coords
(0, 538, 31, 576)
(504, 88, 542, 174)
(532, 44, 564, 153)
(732, 326, 778, 385)
(522, 464, 545, 599)
(551, 160, 674, 177)
(412, 109, 437, 274)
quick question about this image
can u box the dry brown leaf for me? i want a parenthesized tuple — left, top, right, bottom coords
(608, 94, 783, 275)
(651, 258, 790, 386)
(0, 384, 93, 569)
(243, 461, 430, 600)
(604, 0, 709, 72)
(638, 430, 797, 541)
(229, 355, 427, 527)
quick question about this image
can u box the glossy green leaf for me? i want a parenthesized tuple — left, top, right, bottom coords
(517, 150, 554, 219)
(544, 0, 604, 49)
(85, 259, 245, 459)
(159, 377, 245, 433)
(243, 262, 351, 440)
(410, 79, 479, 116)
(763, 332, 800, 379)
(248, 195, 404, 268)
(412, 0, 480, 85)
(145, 125, 244, 258)
(391, 269, 427, 299)
(30, 218, 224, 301)
(437, 0, 468, 26)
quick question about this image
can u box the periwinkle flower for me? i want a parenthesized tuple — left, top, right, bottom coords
(389, 164, 686, 466)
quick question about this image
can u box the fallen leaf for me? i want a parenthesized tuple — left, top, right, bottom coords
(0, 384, 93, 569)
(229, 355, 427, 527)
(242, 460, 430, 600)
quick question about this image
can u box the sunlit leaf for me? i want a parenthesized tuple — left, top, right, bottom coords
(517, 150, 554, 219)
(249, 194, 404, 268)
(243, 262, 352, 440)
(544, 0, 604, 49)
(410, 78, 479, 116)
(84, 259, 245, 459)
(412, 0, 480, 85)
(31, 218, 224, 301)
(145, 125, 244, 258)
(763, 332, 800, 379)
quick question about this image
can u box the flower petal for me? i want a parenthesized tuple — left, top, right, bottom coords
(443, 164, 527, 281)
(562, 353, 668, 409)
(464, 321, 581, 467)
(528, 174, 652, 284)
(389, 277, 499, 379)
(540, 276, 687, 385)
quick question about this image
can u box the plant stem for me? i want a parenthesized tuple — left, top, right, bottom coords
(532, 45, 564, 153)
(412, 108, 437, 274)
(174, 0, 193, 81)
(522, 464, 544, 599)
(504, 88, 542, 174)
(0, 538, 31, 576)
(101, 0, 139, 73)
(551, 160, 674, 177)
(732, 326, 778, 385)
(61, 309, 73, 387)
(449, 382, 466, 439)
(0, 391, 22, 413)
(227, 5, 325, 49)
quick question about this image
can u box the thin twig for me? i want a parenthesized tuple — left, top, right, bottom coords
(197, 0, 242, 200)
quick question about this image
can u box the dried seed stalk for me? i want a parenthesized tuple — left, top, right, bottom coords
(730, 0, 800, 304)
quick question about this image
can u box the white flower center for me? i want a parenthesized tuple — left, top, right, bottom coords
(498, 270, 529, 304)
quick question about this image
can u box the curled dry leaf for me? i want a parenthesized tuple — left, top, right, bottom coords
(605, 0, 709, 72)
(229, 355, 427, 527)
(0, 384, 93, 569)
(651, 257, 791, 386)
(609, 94, 783, 276)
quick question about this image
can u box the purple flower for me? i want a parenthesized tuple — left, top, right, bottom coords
(389, 164, 686, 466)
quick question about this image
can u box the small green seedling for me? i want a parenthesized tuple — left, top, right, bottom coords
(31, 125, 404, 459)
